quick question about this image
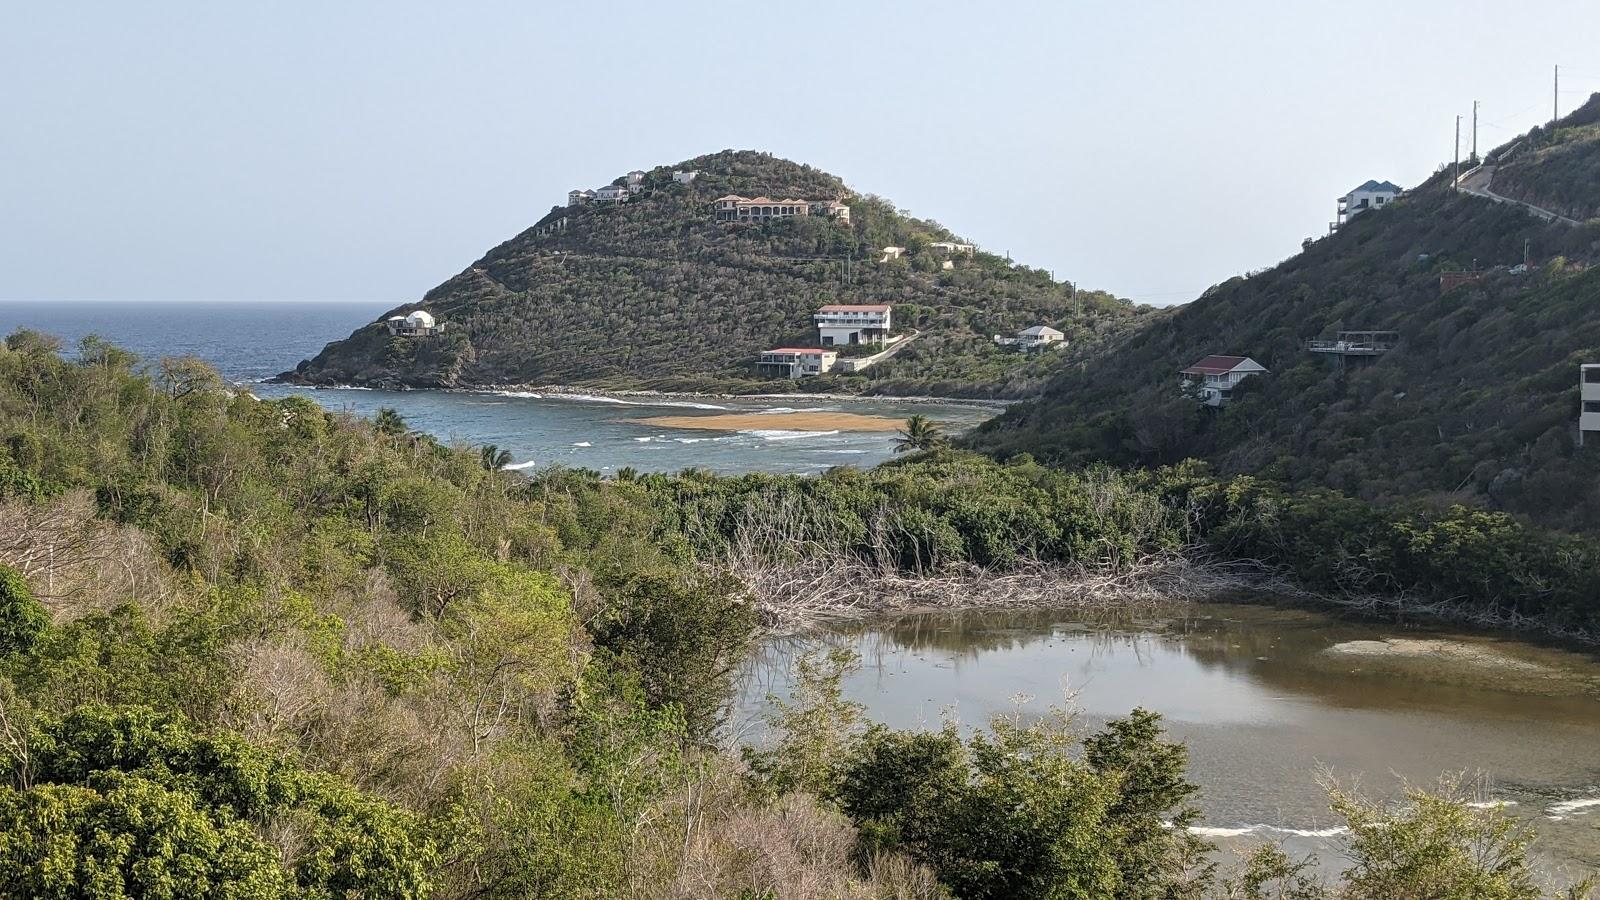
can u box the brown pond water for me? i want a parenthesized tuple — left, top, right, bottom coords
(736, 603, 1600, 882)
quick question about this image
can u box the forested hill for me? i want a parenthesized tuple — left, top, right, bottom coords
(282, 150, 1141, 397)
(974, 94, 1600, 534)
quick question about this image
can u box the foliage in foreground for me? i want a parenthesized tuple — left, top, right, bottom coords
(0, 337, 1594, 897)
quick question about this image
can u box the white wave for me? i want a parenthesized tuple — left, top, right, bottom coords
(634, 436, 654, 442)
(756, 406, 834, 414)
(1547, 797, 1600, 819)
(502, 460, 538, 470)
(673, 437, 707, 443)
(827, 449, 869, 454)
(551, 393, 632, 405)
(327, 385, 375, 391)
(646, 400, 729, 410)
(1188, 824, 1349, 839)
(493, 390, 544, 399)
(740, 429, 841, 441)
(572, 441, 592, 447)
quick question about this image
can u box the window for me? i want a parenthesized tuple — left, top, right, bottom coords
(1376, 196, 1385, 204)
(1585, 369, 1600, 384)
(1586, 401, 1600, 413)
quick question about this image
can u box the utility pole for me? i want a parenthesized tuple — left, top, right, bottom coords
(1554, 65, 1560, 127)
(1471, 100, 1478, 161)
(1524, 238, 1531, 268)
(1453, 115, 1461, 189)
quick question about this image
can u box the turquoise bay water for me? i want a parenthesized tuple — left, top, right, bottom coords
(0, 301, 995, 474)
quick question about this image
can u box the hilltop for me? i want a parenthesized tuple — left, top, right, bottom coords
(974, 94, 1600, 533)
(281, 150, 1141, 398)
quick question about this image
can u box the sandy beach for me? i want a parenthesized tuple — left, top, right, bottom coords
(635, 411, 904, 432)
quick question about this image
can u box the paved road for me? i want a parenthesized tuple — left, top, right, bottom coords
(1457, 165, 1584, 227)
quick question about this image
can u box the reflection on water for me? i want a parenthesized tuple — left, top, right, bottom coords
(737, 604, 1600, 878)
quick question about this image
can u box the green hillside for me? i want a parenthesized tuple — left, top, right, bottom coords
(282, 150, 1140, 398)
(975, 95, 1600, 533)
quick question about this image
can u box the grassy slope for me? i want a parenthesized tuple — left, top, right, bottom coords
(285, 150, 1144, 398)
(975, 99, 1600, 533)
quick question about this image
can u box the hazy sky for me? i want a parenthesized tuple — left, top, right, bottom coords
(4, 2, 1599, 307)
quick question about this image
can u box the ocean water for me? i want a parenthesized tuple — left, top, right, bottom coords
(0, 301, 998, 474)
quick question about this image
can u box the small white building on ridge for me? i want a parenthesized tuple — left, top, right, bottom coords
(758, 348, 837, 379)
(814, 304, 892, 347)
(1179, 355, 1266, 406)
(386, 310, 438, 337)
(673, 170, 700, 184)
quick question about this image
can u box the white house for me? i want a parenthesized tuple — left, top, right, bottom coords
(594, 184, 631, 202)
(929, 241, 975, 254)
(1582, 364, 1600, 447)
(1179, 355, 1267, 406)
(810, 200, 851, 224)
(387, 310, 438, 337)
(1334, 180, 1402, 231)
(880, 246, 906, 262)
(625, 170, 646, 185)
(1018, 325, 1065, 348)
(814, 304, 893, 346)
(568, 189, 595, 205)
(673, 170, 700, 184)
(757, 348, 837, 379)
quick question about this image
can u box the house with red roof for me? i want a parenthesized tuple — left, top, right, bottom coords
(757, 348, 838, 379)
(1179, 355, 1267, 406)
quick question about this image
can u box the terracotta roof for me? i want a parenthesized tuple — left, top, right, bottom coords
(817, 304, 891, 313)
(1181, 355, 1253, 375)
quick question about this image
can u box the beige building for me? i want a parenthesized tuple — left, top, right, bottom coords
(758, 348, 838, 379)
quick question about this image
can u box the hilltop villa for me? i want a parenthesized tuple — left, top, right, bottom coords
(929, 241, 975, 254)
(713, 196, 851, 224)
(386, 310, 438, 337)
(814, 304, 892, 346)
(568, 169, 649, 207)
(757, 348, 837, 379)
(673, 170, 700, 184)
(996, 325, 1065, 349)
(1332, 180, 1402, 232)
(1179, 355, 1266, 406)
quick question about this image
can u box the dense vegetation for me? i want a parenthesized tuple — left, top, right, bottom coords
(1490, 94, 1600, 222)
(4, 336, 1596, 896)
(976, 95, 1600, 534)
(284, 150, 1140, 398)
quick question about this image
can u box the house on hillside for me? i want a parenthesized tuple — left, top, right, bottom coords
(929, 241, 975, 255)
(386, 310, 438, 337)
(568, 189, 595, 205)
(815, 304, 893, 346)
(673, 170, 700, 184)
(1332, 180, 1402, 232)
(757, 348, 837, 379)
(594, 184, 632, 202)
(880, 246, 905, 262)
(1179, 355, 1266, 406)
(1581, 365, 1600, 447)
(995, 325, 1065, 350)
(712, 196, 851, 224)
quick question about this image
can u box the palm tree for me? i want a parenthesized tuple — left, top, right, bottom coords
(374, 407, 409, 437)
(894, 415, 946, 454)
(480, 444, 513, 471)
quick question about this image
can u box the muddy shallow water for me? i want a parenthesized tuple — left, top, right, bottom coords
(735, 603, 1600, 881)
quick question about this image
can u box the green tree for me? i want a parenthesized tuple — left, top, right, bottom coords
(480, 444, 513, 471)
(0, 566, 47, 656)
(894, 415, 947, 454)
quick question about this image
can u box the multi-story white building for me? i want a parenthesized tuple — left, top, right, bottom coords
(814, 304, 892, 347)
(594, 184, 631, 202)
(1582, 364, 1600, 446)
(929, 241, 975, 254)
(673, 170, 700, 184)
(1333, 180, 1402, 231)
(568, 189, 595, 205)
(1179, 355, 1267, 406)
(757, 348, 838, 379)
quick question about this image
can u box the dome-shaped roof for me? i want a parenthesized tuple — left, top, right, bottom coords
(404, 310, 436, 327)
